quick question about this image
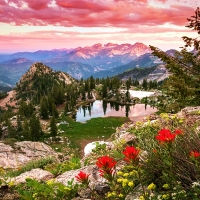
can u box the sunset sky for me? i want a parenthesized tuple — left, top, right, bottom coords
(0, 0, 199, 53)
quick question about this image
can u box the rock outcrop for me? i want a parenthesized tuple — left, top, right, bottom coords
(11, 168, 54, 185)
(0, 141, 59, 169)
(56, 165, 109, 199)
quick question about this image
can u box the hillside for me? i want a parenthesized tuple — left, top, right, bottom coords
(116, 64, 168, 82)
(91, 53, 163, 78)
(15, 62, 76, 103)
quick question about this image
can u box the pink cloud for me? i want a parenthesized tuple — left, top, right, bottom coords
(26, 0, 50, 10)
(56, 0, 109, 12)
(0, 0, 196, 27)
(7, 0, 50, 10)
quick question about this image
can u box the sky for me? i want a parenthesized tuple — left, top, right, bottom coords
(0, 0, 199, 53)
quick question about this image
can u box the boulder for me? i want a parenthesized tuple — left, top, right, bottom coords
(56, 165, 109, 198)
(177, 106, 200, 117)
(0, 141, 59, 169)
(11, 168, 54, 185)
(56, 165, 105, 186)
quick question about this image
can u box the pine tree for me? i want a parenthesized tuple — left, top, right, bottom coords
(16, 115, 22, 133)
(0, 124, 2, 139)
(52, 103, 59, 118)
(126, 77, 132, 90)
(89, 76, 95, 90)
(21, 119, 31, 140)
(102, 84, 107, 98)
(150, 8, 200, 112)
(40, 96, 49, 119)
(142, 79, 148, 91)
(29, 115, 43, 141)
(50, 116, 57, 138)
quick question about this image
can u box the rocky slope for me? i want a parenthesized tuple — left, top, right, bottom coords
(15, 62, 76, 103)
(0, 141, 59, 169)
(19, 62, 75, 85)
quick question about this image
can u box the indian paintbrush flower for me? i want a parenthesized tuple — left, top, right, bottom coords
(96, 155, 116, 178)
(75, 171, 90, 185)
(174, 129, 183, 135)
(155, 128, 176, 143)
(122, 146, 140, 164)
(189, 151, 200, 158)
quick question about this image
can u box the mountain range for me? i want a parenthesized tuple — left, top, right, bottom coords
(0, 42, 169, 87)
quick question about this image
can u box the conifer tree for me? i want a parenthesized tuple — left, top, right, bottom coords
(89, 76, 95, 90)
(102, 84, 107, 98)
(6, 118, 15, 138)
(150, 7, 200, 111)
(16, 115, 22, 133)
(0, 124, 2, 139)
(21, 119, 31, 140)
(29, 115, 43, 141)
(142, 79, 148, 90)
(50, 116, 57, 138)
(40, 96, 49, 119)
(52, 103, 59, 118)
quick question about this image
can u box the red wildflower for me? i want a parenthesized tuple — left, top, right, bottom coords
(123, 146, 140, 163)
(174, 129, 183, 135)
(153, 149, 157, 153)
(155, 129, 176, 143)
(190, 151, 200, 158)
(96, 156, 116, 177)
(75, 171, 90, 184)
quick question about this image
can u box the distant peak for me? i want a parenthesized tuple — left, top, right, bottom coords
(133, 42, 148, 48)
(104, 43, 117, 47)
(92, 43, 102, 48)
(23, 62, 53, 80)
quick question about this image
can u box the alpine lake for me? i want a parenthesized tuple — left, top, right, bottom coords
(58, 91, 157, 156)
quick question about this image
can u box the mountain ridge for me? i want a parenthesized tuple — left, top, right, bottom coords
(0, 42, 169, 86)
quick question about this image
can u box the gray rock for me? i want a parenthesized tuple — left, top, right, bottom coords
(11, 168, 54, 185)
(56, 165, 105, 187)
(56, 165, 108, 198)
(0, 141, 59, 169)
(177, 106, 200, 118)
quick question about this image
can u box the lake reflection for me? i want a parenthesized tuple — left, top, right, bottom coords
(75, 100, 157, 122)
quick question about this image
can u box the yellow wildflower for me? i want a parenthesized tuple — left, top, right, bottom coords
(46, 179, 55, 185)
(107, 192, 112, 197)
(117, 171, 123, 176)
(123, 173, 129, 177)
(163, 184, 170, 189)
(112, 191, 116, 196)
(32, 193, 38, 198)
(8, 181, 14, 187)
(122, 179, 128, 187)
(128, 181, 134, 187)
(139, 196, 145, 200)
(162, 194, 170, 199)
(117, 178, 123, 183)
(130, 170, 138, 176)
(147, 183, 156, 190)
(119, 193, 124, 198)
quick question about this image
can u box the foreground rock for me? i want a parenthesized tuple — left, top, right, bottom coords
(12, 168, 54, 185)
(56, 165, 109, 198)
(0, 141, 59, 169)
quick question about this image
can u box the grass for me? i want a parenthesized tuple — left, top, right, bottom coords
(4, 157, 55, 178)
(58, 116, 130, 155)
(59, 116, 129, 140)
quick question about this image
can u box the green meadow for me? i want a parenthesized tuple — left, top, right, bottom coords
(57, 116, 129, 155)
